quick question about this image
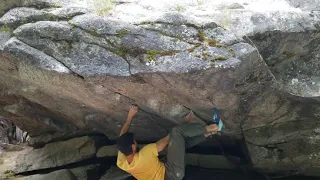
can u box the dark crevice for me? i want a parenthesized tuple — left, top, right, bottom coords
(69, 22, 146, 38)
(17, 156, 116, 179)
(3, 12, 86, 29)
(135, 21, 201, 30)
(1, 3, 62, 17)
(245, 139, 301, 148)
(30, 131, 110, 149)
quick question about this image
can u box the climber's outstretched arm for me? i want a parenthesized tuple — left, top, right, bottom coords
(156, 135, 169, 152)
(119, 105, 138, 136)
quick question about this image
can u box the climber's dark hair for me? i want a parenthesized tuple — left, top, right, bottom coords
(117, 132, 135, 156)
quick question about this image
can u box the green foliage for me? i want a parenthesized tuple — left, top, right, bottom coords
(146, 50, 159, 61)
(202, 51, 211, 58)
(216, 43, 227, 47)
(197, 31, 206, 42)
(114, 46, 144, 58)
(205, 39, 228, 47)
(207, 39, 217, 46)
(283, 51, 295, 58)
(296, 88, 303, 95)
(210, 60, 215, 67)
(67, 22, 77, 29)
(146, 50, 180, 62)
(187, 43, 201, 52)
(175, 5, 186, 12)
(139, 21, 156, 26)
(228, 48, 236, 57)
(66, 14, 73, 20)
(210, 56, 228, 68)
(51, 3, 62, 8)
(94, 0, 115, 16)
(0, 25, 10, 32)
(117, 29, 128, 38)
(115, 46, 131, 58)
(87, 30, 100, 37)
(46, 14, 59, 21)
(211, 56, 228, 61)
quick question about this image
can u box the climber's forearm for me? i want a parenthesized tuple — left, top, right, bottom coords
(156, 135, 169, 152)
(119, 105, 138, 136)
(119, 114, 134, 136)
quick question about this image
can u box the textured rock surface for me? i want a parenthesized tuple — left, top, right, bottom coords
(69, 164, 101, 180)
(14, 136, 106, 173)
(17, 169, 77, 180)
(100, 166, 132, 180)
(0, 0, 319, 177)
(0, 117, 12, 144)
(251, 31, 320, 97)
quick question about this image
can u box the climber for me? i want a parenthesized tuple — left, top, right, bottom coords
(116, 105, 221, 180)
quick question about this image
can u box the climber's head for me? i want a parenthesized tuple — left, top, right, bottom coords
(117, 132, 137, 156)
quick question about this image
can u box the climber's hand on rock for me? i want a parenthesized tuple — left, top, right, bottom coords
(128, 105, 138, 117)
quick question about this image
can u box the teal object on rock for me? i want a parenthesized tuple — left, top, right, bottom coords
(211, 107, 223, 135)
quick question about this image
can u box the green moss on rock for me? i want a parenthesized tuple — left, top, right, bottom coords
(202, 51, 211, 58)
(94, 0, 115, 16)
(187, 43, 201, 52)
(117, 29, 128, 38)
(197, 31, 206, 42)
(114, 46, 131, 58)
(87, 30, 100, 37)
(283, 51, 295, 58)
(0, 25, 10, 32)
(205, 39, 228, 47)
(114, 46, 145, 59)
(228, 48, 236, 57)
(207, 39, 217, 46)
(146, 50, 180, 61)
(175, 5, 186, 12)
(211, 56, 228, 61)
(216, 43, 227, 47)
(210, 60, 215, 67)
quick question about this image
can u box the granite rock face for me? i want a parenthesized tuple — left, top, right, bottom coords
(99, 166, 132, 180)
(0, 0, 320, 177)
(14, 136, 106, 173)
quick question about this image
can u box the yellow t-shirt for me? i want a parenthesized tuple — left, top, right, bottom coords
(117, 143, 165, 180)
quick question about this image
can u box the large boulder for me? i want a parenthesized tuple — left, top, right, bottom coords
(14, 136, 107, 173)
(0, 0, 319, 176)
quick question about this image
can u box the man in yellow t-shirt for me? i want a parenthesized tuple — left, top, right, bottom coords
(117, 106, 218, 180)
